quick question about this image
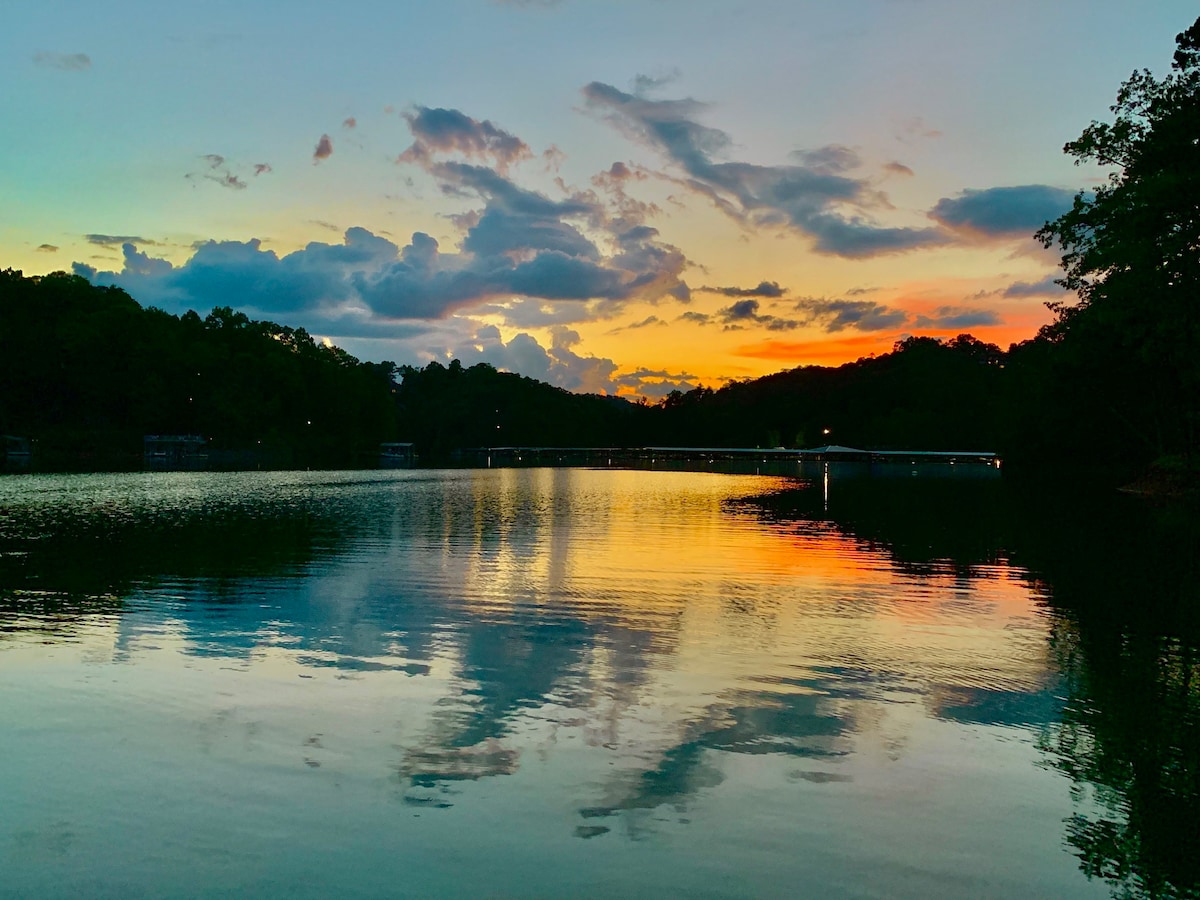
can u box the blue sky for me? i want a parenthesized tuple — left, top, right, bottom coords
(5, 1, 1195, 394)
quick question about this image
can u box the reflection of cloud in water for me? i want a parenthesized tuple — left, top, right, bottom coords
(1, 469, 1065, 832)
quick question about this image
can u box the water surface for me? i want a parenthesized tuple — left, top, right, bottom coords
(1, 468, 1196, 898)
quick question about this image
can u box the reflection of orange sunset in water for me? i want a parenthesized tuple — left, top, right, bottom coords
(444, 469, 1055, 712)
(0, 468, 1104, 897)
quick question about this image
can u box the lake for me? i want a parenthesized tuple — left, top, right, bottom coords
(1, 468, 1196, 899)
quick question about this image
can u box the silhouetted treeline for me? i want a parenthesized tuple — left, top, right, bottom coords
(393, 358, 646, 457)
(0, 269, 399, 468)
(0, 265, 1188, 475)
(647, 333, 1006, 452)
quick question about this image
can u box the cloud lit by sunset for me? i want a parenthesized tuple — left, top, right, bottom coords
(4, 0, 1192, 395)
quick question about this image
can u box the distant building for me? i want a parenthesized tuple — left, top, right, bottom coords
(144, 435, 209, 471)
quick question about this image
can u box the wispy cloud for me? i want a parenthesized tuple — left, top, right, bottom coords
(85, 234, 158, 247)
(911, 306, 1002, 329)
(1002, 274, 1065, 297)
(699, 281, 785, 298)
(186, 154, 254, 190)
(708, 298, 800, 332)
(36, 244, 58, 253)
(606, 314, 666, 334)
(33, 51, 91, 71)
(583, 81, 947, 258)
(793, 297, 909, 333)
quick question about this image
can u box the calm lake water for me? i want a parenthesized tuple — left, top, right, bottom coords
(1, 468, 1196, 899)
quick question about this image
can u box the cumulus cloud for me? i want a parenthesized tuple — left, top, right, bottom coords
(73, 201, 688, 326)
(399, 107, 532, 171)
(582, 81, 946, 258)
(474, 297, 599, 328)
(77, 228, 395, 316)
(884, 162, 914, 177)
(699, 280, 785, 298)
(313, 134, 334, 163)
(929, 185, 1075, 238)
(254, 163, 272, 176)
(911, 306, 1002, 329)
(612, 367, 698, 398)
(33, 51, 91, 70)
(448, 324, 619, 393)
(677, 311, 711, 325)
(36, 244, 58, 252)
(390, 108, 692, 310)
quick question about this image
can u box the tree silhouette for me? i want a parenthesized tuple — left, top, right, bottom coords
(1037, 16, 1200, 462)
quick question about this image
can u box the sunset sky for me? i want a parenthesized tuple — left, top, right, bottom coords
(4, 1, 1194, 396)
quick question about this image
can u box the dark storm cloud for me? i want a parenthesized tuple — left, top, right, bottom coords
(582, 81, 946, 258)
(929, 185, 1076, 237)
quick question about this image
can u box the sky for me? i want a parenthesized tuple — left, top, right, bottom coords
(4, 0, 1195, 397)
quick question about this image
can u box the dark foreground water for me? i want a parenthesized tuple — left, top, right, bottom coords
(0, 468, 1197, 899)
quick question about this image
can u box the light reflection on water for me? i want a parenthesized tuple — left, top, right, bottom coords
(0, 468, 1185, 898)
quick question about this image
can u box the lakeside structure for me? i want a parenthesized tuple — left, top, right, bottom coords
(143, 435, 209, 471)
(454, 444, 1001, 474)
